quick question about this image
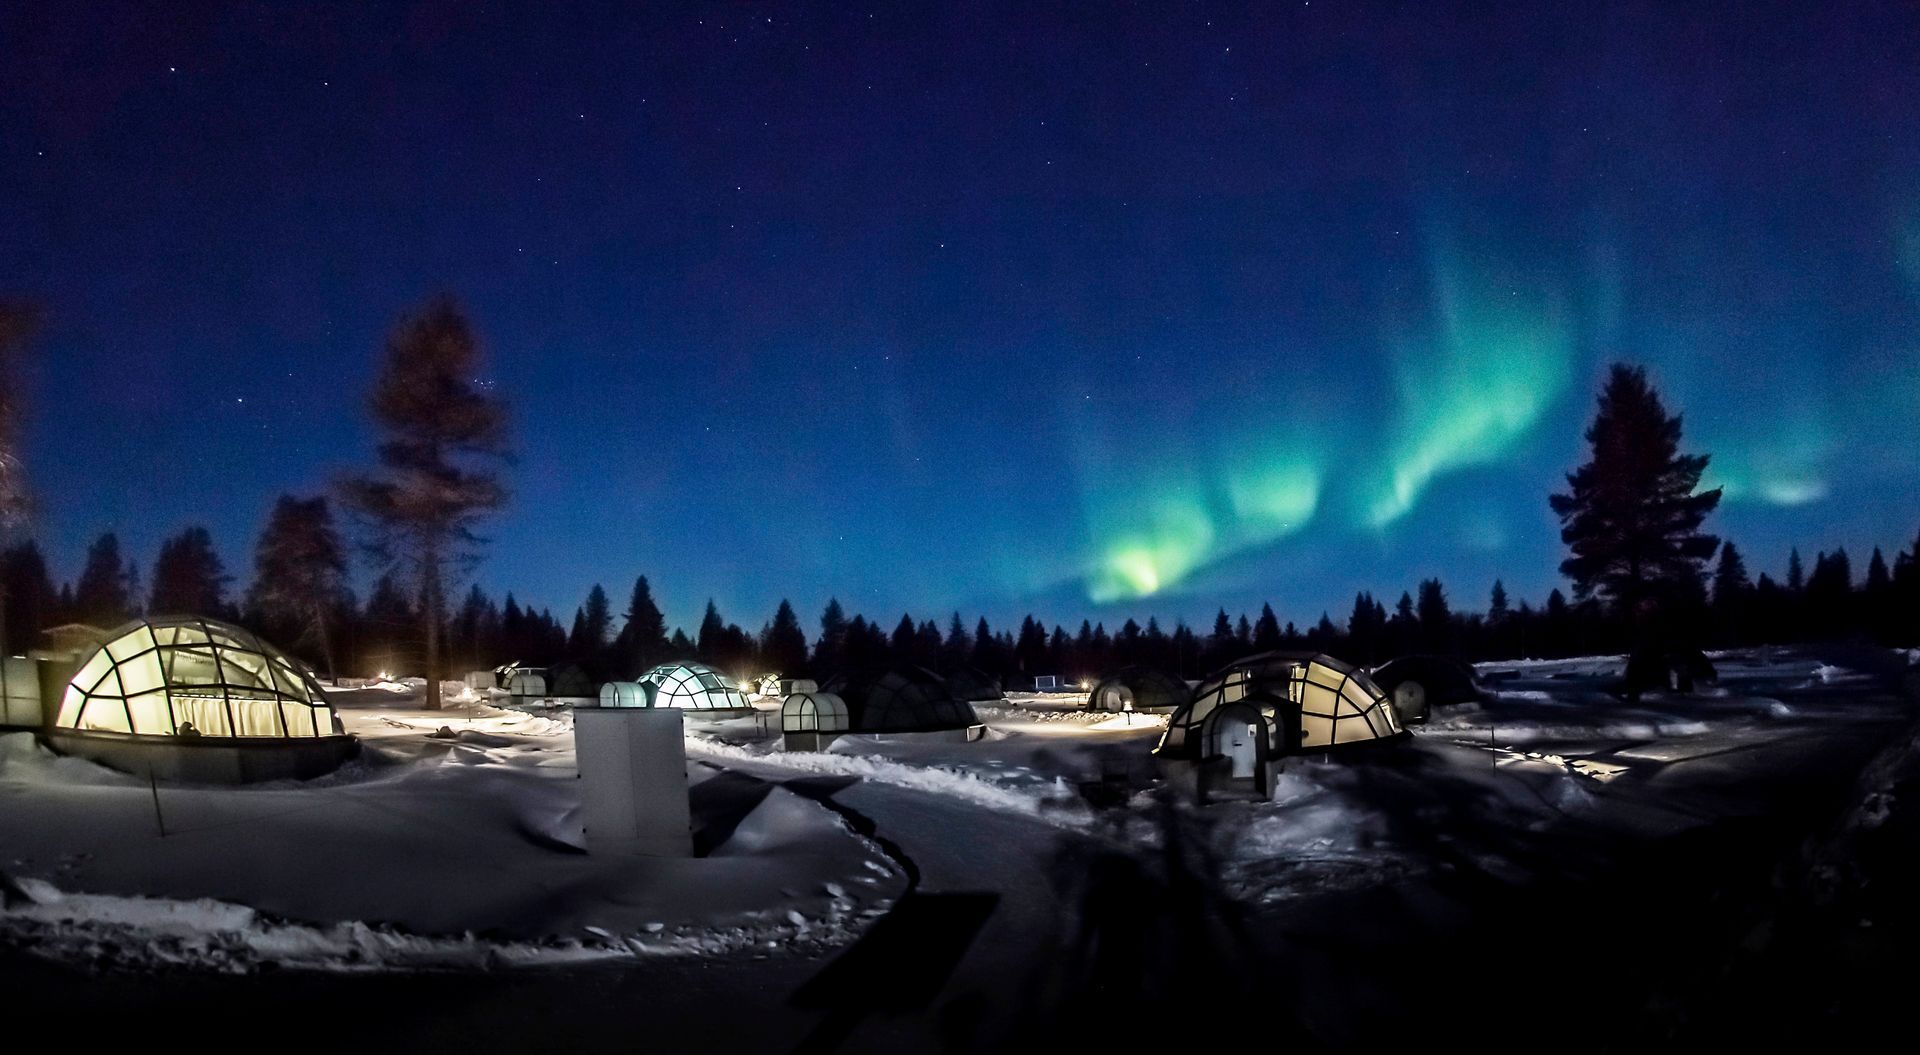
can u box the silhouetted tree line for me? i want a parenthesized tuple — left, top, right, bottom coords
(6, 520, 1918, 685)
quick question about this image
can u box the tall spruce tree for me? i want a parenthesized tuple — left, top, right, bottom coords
(248, 495, 348, 677)
(1416, 578, 1452, 652)
(1550, 364, 1721, 614)
(150, 526, 232, 616)
(74, 532, 134, 627)
(1711, 541, 1750, 608)
(813, 599, 849, 671)
(0, 541, 56, 650)
(762, 600, 808, 675)
(340, 297, 510, 710)
(579, 584, 612, 652)
(614, 576, 669, 675)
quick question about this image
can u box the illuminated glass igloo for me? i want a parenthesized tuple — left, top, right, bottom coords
(637, 662, 752, 711)
(1154, 652, 1405, 797)
(779, 691, 849, 751)
(48, 616, 356, 782)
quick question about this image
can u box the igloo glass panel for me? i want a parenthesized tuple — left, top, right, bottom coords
(115, 651, 167, 697)
(107, 625, 157, 661)
(125, 692, 175, 735)
(1300, 681, 1340, 717)
(79, 698, 132, 733)
(71, 650, 114, 696)
(168, 646, 224, 688)
(230, 699, 286, 737)
(172, 695, 234, 737)
(1334, 714, 1380, 745)
(56, 687, 85, 726)
(1302, 712, 1334, 747)
(282, 702, 318, 737)
(1340, 680, 1377, 714)
(216, 648, 277, 692)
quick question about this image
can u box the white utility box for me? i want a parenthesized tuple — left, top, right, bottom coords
(574, 706, 692, 857)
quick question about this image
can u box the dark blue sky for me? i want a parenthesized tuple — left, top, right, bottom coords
(5, 1, 1919, 634)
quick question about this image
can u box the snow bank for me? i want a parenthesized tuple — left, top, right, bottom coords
(686, 733, 1090, 826)
(0, 873, 877, 974)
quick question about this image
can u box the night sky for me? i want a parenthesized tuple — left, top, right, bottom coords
(5, 2, 1919, 632)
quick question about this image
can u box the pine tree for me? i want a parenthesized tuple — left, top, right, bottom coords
(1805, 549, 1854, 636)
(813, 599, 848, 671)
(1863, 548, 1894, 642)
(1711, 542, 1750, 608)
(362, 573, 419, 676)
(452, 585, 497, 669)
(696, 600, 728, 662)
(339, 297, 510, 710)
(1550, 364, 1721, 614)
(890, 613, 917, 659)
(615, 576, 669, 674)
(580, 585, 612, 655)
(247, 495, 348, 677)
(1345, 592, 1386, 663)
(0, 541, 56, 651)
(1015, 615, 1049, 673)
(1711, 541, 1751, 645)
(74, 532, 134, 627)
(761, 599, 808, 675)
(1253, 603, 1282, 651)
(1416, 578, 1452, 652)
(917, 619, 944, 667)
(150, 526, 232, 616)
(567, 608, 590, 656)
(970, 616, 998, 673)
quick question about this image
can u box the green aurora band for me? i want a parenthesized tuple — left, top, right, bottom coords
(1364, 250, 1574, 528)
(1082, 243, 1576, 601)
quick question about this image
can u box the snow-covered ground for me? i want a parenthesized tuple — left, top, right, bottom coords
(0, 695, 906, 972)
(3, 644, 1914, 1017)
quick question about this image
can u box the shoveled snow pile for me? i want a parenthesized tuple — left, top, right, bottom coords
(972, 704, 1169, 730)
(687, 732, 1092, 826)
(0, 872, 888, 974)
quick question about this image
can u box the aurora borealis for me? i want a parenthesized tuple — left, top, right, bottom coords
(5, 2, 1920, 630)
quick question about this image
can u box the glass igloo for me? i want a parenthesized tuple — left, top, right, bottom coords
(47, 616, 356, 783)
(1086, 666, 1189, 713)
(822, 666, 981, 734)
(779, 690, 850, 752)
(637, 662, 752, 711)
(55, 616, 341, 739)
(1156, 651, 1404, 761)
